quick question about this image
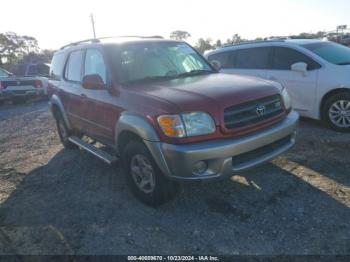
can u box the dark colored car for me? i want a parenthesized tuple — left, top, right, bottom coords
(48, 37, 299, 206)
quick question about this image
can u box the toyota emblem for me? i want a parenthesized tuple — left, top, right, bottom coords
(256, 105, 266, 116)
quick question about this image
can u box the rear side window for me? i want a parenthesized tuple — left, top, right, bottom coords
(84, 49, 107, 84)
(207, 51, 233, 68)
(272, 47, 321, 70)
(50, 53, 65, 80)
(234, 47, 271, 69)
(65, 50, 84, 82)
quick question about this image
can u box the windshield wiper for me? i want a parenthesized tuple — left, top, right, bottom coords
(336, 62, 350, 65)
(123, 75, 173, 85)
(174, 69, 214, 78)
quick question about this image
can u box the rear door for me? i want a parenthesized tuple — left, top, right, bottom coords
(62, 49, 86, 131)
(266, 46, 321, 113)
(215, 46, 272, 79)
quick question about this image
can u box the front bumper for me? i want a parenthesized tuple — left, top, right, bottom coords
(0, 88, 45, 100)
(145, 111, 299, 182)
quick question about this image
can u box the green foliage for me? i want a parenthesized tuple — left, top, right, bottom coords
(0, 32, 53, 74)
(194, 38, 214, 54)
(170, 30, 191, 41)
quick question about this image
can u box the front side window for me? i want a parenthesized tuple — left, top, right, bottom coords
(65, 50, 84, 82)
(207, 51, 233, 68)
(302, 42, 350, 65)
(234, 47, 271, 69)
(84, 49, 107, 84)
(106, 42, 213, 84)
(272, 47, 320, 70)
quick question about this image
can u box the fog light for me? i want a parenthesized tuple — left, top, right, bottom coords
(192, 161, 208, 175)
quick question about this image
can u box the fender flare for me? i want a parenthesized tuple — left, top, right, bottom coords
(114, 112, 173, 177)
(115, 112, 160, 146)
(50, 94, 72, 129)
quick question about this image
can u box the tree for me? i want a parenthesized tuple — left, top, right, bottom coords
(0, 32, 40, 66)
(214, 39, 222, 48)
(225, 34, 247, 45)
(194, 38, 213, 54)
(170, 30, 191, 41)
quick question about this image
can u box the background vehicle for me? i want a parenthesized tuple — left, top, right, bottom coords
(48, 37, 298, 206)
(0, 66, 48, 104)
(205, 40, 350, 132)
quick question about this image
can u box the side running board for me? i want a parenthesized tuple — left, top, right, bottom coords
(68, 136, 118, 164)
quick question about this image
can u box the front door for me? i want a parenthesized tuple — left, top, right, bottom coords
(266, 46, 321, 114)
(81, 48, 118, 143)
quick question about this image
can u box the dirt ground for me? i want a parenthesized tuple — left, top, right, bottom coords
(0, 100, 349, 255)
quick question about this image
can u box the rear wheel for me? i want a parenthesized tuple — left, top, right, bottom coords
(55, 112, 77, 149)
(323, 92, 350, 132)
(122, 141, 178, 206)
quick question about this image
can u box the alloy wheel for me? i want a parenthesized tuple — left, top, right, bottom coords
(328, 100, 350, 128)
(130, 154, 156, 194)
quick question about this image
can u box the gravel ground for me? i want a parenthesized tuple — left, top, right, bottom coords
(0, 101, 349, 255)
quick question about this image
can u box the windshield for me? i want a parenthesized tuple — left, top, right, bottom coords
(302, 42, 350, 65)
(107, 41, 213, 84)
(0, 68, 10, 78)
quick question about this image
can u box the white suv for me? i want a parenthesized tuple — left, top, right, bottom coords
(205, 39, 350, 132)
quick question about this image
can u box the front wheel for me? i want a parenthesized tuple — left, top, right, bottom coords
(122, 141, 178, 206)
(323, 92, 350, 132)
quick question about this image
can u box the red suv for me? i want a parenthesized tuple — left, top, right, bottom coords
(48, 37, 299, 206)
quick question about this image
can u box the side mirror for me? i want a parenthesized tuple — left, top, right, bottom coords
(82, 74, 105, 90)
(210, 60, 221, 71)
(291, 62, 307, 75)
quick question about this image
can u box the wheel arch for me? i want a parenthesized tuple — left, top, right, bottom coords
(115, 112, 160, 154)
(320, 87, 350, 120)
(50, 94, 71, 129)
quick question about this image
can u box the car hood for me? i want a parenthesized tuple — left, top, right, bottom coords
(128, 73, 281, 124)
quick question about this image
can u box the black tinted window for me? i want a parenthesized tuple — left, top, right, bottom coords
(234, 47, 271, 69)
(65, 50, 84, 82)
(50, 53, 65, 80)
(207, 51, 233, 68)
(272, 47, 321, 70)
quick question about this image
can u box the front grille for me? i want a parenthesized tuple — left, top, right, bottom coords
(232, 135, 291, 167)
(2, 80, 36, 89)
(224, 95, 283, 129)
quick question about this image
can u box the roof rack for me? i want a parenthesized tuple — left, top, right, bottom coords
(60, 38, 101, 50)
(59, 35, 164, 50)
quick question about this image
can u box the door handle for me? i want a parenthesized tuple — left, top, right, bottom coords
(80, 94, 87, 98)
(268, 76, 277, 81)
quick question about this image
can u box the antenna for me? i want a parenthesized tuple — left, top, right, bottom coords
(90, 13, 96, 38)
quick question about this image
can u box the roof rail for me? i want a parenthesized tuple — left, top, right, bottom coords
(60, 38, 100, 50)
(59, 35, 164, 50)
(219, 39, 286, 49)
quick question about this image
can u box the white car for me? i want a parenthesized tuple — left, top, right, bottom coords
(205, 39, 350, 132)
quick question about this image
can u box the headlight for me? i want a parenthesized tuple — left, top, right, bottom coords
(281, 88, 292, 110)
(157, 112, 216, 138)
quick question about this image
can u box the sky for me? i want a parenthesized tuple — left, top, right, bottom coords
(0, 0, 349, 50)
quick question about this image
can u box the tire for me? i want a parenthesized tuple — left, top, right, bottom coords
(122, 141, 178, 206)
(323, 92, 350, 132)
(55, 112, 77, 149)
